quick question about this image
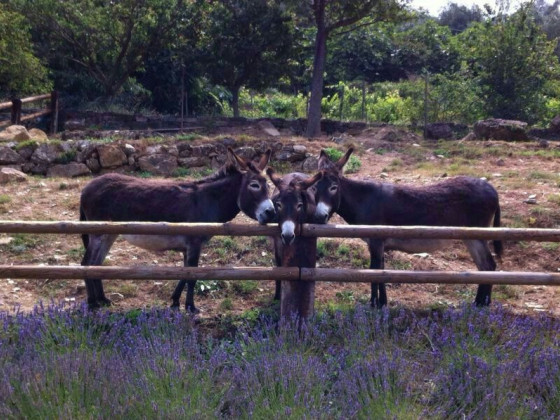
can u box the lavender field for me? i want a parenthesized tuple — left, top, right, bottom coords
(1, 303, 559, 418)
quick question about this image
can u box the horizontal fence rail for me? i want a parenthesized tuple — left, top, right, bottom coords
(1, 266, 560, 286)
(1, 221, 560, 241)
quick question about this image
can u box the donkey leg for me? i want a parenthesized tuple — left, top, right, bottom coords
(465, 240, 496, 306)
(184, 243, 202, 313)
(81, 234, 117, 308)
(368, 239, 387, 308)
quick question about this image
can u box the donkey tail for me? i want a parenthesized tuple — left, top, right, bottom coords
(492, 205, 503, 261)
(80, 205, 89, 249)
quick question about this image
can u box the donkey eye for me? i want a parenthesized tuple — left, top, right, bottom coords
(329, 185, 338, 193)
(297, 203, 303, 211)
(275, 202, 282, 210)
(249, 182, 261, 190)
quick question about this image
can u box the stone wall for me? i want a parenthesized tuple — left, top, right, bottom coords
(0, 137, 318, 178)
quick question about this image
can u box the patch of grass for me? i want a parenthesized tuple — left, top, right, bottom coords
(54, 150, 77, 164)
(219, 298, 233, 311)
(191, 168, 214, 179)
(233, 280, 259, 296)
(335, 290, 355, 303)
(107, 282, 138, 298)
(336, 244, 350, 257)
(14, 140, 38, 151)
(236, 134, 257, 142)
(137, 171, 154, 178)
(388, 257, 413, 270)
(172, 167, 191, 177)
(494, 285, 520, 300)
(542, 242, 560, 251)
(66, 246, 85, 261)
(176, 133, 202, 142)
(0, 194, 11, 205)
(1, 233, 43, 254)
(547, 194, 560, 205)
(528, 171, 557, 181)
(383, 158, 404, 172)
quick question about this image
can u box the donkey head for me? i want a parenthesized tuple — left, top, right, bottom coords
(227, 148, 275, 225)
(313, 147, 354, 223)
(267, 168, 322, 245)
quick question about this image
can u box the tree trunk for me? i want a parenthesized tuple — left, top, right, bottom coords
(232, 87, 240, 118)
(306, 5, 328, 138)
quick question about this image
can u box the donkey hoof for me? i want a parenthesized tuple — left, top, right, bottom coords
(185, 304, 200, 314)
(87, 300, 101, 310)
(170, 301, 180, 310)
(98, 298, 112, 307)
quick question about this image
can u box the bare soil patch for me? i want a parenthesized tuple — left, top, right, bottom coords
(1, 128, 560, 317)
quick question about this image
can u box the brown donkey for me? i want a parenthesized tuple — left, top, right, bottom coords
(79, 148, 274, 312)
(266, 169, 322, 319)
(313, 148, 503, 308)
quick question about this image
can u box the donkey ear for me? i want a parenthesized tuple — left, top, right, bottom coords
(227, 147, 249, 172)
(335, 148, 354, 171)
(299, 171, 323, 190)
(318, 150, 331, 170)
(255, 149, 272, 171)
(266, 167, 282, 188)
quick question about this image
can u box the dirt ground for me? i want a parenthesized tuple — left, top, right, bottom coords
(1, 125, 560, 318)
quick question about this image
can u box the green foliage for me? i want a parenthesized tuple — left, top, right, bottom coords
(233, 280, 259, 296)
(238, 89, 307, 119)
(458, 6, 560, 123)
(0, 194, 11, 204)
(11, 0, 187, 98)
(323, 147, 362, 173)
(196, 280, 222, 295)
(0, 5, 51, 97)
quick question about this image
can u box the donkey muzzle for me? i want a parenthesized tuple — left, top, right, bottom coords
(281, 221, 296, 246)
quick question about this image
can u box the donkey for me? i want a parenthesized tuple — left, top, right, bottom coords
(79, 148, 274, 312)
(266, 169, 323, 319)
(313, 148, 503, 308)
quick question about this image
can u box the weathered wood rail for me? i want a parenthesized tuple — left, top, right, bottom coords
(1, 221, 560, 287)
(0, 91, 59, 133)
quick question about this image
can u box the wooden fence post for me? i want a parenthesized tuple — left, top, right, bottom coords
(11, 98, 22, 125)
(280, 236, 317, 321)
(50, 91, 59, 135)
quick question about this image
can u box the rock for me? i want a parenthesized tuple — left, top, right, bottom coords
(28, 128, 48, 142)
(65, 119, 86, 131)
(496, 158, 506, 167)
(47, 162, 91, 178)
(98, 144, 127, 168)
(138, 154, 178, 176)
(178, 156, 210, 168)
(31, 143, 64, 164)
(538, 139, 549, 148)
(302, 156, 319, 172)
(275, 145, 306, 162)
(191, 144, 216, 157)
(124, 144, 136, 156)
(461, 132, 477, 141)
(0, 125, 31, 142)
(550, 115, 560, 133)
(258, 120, 280, 136)
(293, 144, 307, 154)
(0, 167, 28, 184)
(0, 147, 24, 164)
(473, 118, 529, 141)
(425, 123, 454, 140)
(380, 172, 389, 179)
(85, 156, 101, 172)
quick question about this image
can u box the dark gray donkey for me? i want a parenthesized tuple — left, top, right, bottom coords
(79, 148, 274, 312)
(313, 148, 503, 307)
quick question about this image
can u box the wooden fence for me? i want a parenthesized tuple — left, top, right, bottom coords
(0, 91, 59, 134)
(1, 221, 560, 286)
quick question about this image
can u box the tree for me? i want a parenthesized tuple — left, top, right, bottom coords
(459, 5, 560, 123)
(302, 0, 406, 138)
(201, 0, 295, 118)
(0, 5, 51, 98)
(438, 2, 483, 34)
(9, 0, 187, 98)
(392, 19, 460, 76)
